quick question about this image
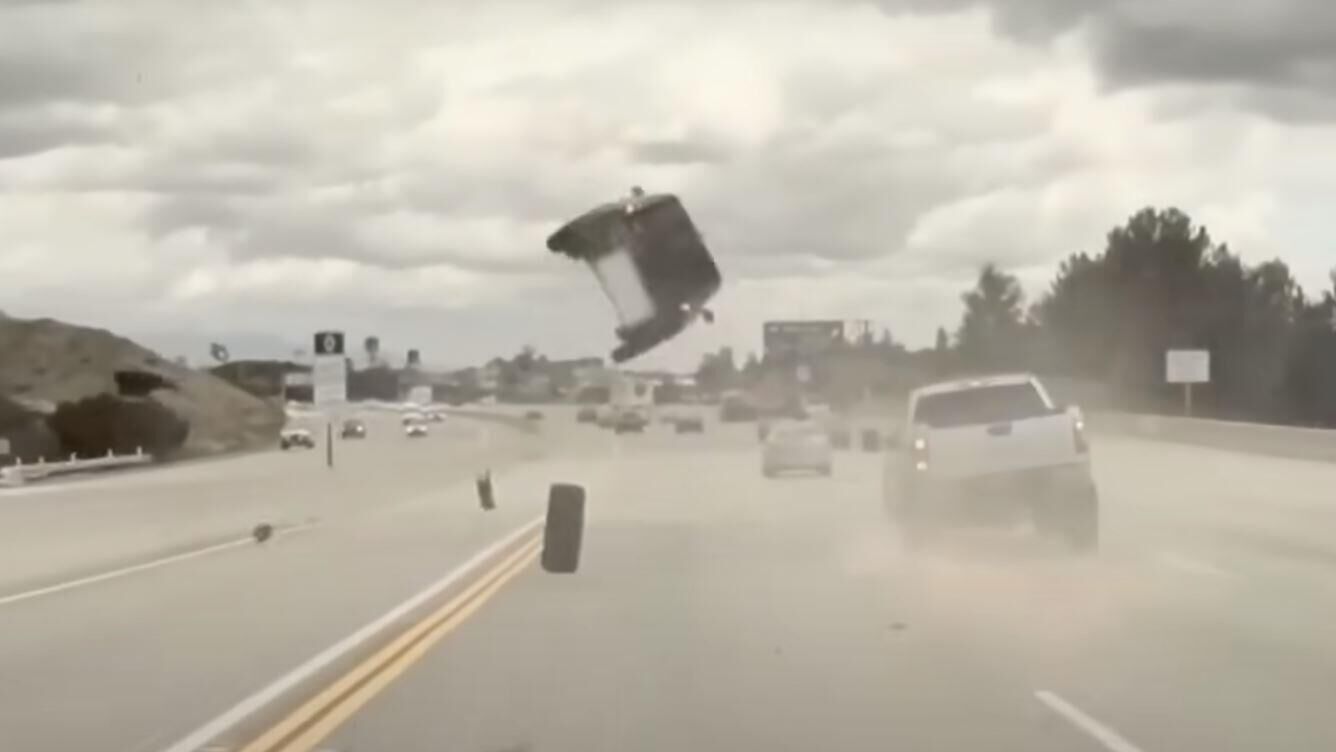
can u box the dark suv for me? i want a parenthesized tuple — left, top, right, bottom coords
(341, 419, 367, 439)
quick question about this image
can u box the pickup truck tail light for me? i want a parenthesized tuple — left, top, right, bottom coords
(1073, 417, 1089, 454)
(911, 435, 930, 472)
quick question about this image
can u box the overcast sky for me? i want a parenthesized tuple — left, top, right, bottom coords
(3, 0, 1335, 370)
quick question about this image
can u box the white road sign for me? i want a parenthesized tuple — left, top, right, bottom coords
(1166, 349, 1210, 384)
(313, 356, 347, 408)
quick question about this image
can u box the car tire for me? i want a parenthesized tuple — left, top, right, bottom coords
(894, 484, 937, 550)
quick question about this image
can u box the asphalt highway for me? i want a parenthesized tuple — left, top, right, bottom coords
(3, 408, 1335, 751)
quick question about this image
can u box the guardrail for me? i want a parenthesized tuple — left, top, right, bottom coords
(1090, 412, 1336, 464)
(0, 449, 154, 488)
(442, 408, 541, 433)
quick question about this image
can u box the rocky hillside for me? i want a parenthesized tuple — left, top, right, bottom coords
(0, 316, 284, 457)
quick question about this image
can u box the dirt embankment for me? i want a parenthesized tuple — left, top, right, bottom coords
(0, 316, 284, 459)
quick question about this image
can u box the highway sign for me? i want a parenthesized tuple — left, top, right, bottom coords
(314, 331, 346, 357)
(313, 357, 346, 408)
(1166, 350, 1210, 384)
(763, 320, 845, 359)
(313, 330, 348, 409)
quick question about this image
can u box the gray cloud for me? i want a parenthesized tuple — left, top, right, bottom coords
(628, 137, 732, 165)
(867, 0, 1336, 120)
(4, 0, 1336, 366)
(0, 109, 114, 159)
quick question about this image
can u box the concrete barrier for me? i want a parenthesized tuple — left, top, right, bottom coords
(1091, 412, 1336, 464)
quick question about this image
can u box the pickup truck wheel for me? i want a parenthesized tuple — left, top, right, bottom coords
(1056, 486, 1099, 553)
(896, 488, 935, 550)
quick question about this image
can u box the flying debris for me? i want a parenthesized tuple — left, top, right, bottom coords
(476, 470, 496, 511)
(547, 188, 722, 363)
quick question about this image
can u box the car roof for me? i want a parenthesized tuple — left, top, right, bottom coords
(911, 372, 1036, 399)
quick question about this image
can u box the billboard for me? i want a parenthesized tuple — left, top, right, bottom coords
(763, 320, 845, 360)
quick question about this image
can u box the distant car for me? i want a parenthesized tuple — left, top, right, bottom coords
(525, 410, 545, 421)
(576, 406, 598, 423)
(426, 411, 445, 423)
(861, 428, 881, 452)
(613, 407, 649, 434)
(675, 412, 705, 433)
(762, 421, 833, 477)
(340, 419, 367, 439)
(595, 407, 619, 428)
(887, 373, 1098, 551)
(280, 428, 315, 450)
(405, 422, 429, 438)
(720, 397, 758, 423)
(402, 412, 425, 426)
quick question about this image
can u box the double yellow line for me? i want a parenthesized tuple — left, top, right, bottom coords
(238, 534, 543, 752)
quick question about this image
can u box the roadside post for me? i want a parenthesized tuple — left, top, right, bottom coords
(313, 331, 347, 469)
(1166, 349, 1209, 417)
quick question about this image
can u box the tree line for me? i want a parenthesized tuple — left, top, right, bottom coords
(949, 207, 1336, 425)
(695, 207, 1336, 426)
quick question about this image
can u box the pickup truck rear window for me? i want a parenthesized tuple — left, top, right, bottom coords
(913, 383, 1052, 428)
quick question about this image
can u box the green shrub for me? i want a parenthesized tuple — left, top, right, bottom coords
(47, 394, 189, 458)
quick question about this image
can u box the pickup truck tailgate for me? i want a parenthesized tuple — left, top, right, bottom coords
(924, 414, 1077, 479)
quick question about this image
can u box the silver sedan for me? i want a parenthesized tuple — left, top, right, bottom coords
(762, 421, 833, 477)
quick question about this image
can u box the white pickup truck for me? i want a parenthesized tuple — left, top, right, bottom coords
(884, 373, 1098, 551)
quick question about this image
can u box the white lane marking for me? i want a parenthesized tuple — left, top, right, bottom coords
(1035, 690, 1147, 752)
(156, 516, 544, 752)
(1156, 551, 1231, 578)
(0, 523, 318, 608)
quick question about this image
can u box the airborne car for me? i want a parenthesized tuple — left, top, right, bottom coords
(547, 189, 721, 363)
